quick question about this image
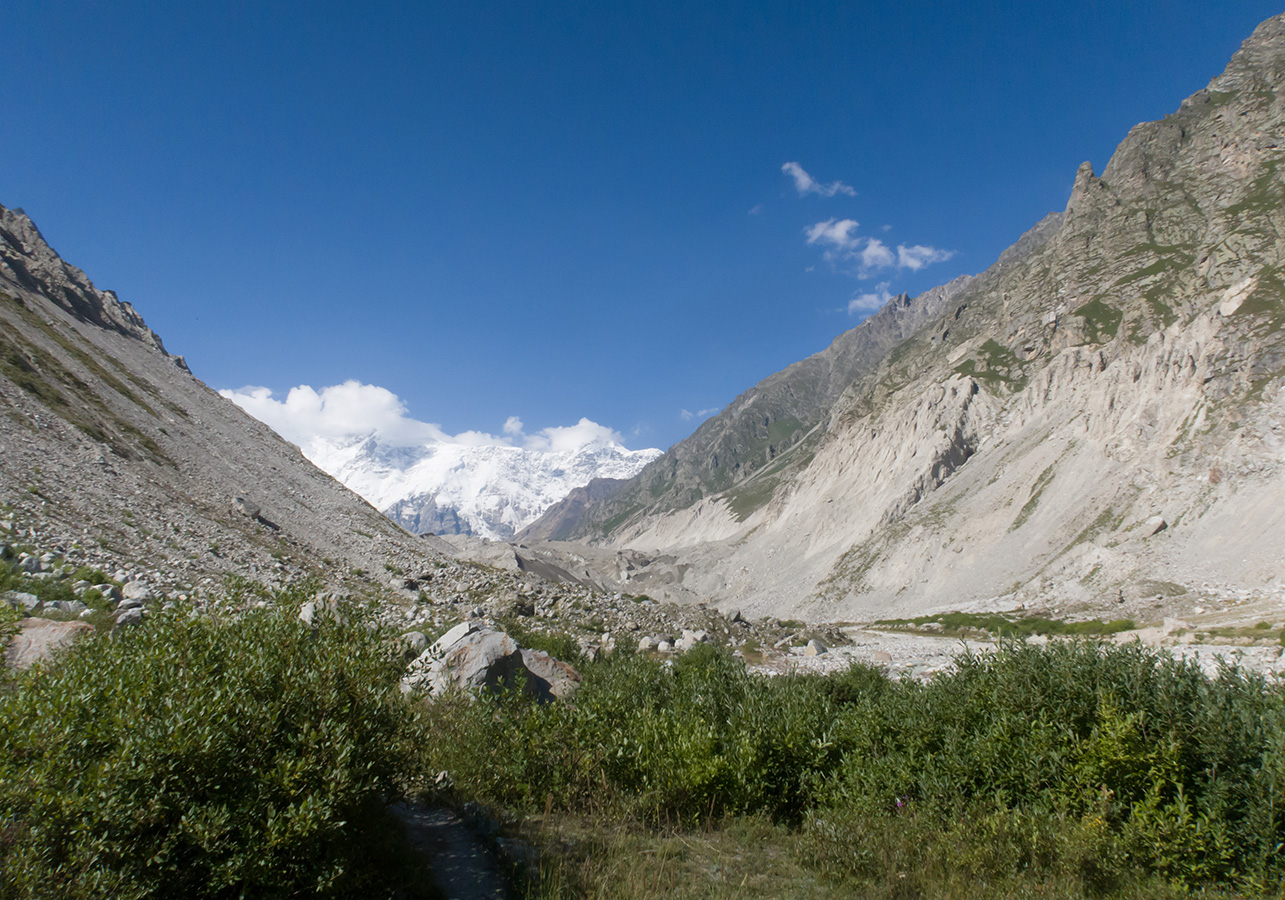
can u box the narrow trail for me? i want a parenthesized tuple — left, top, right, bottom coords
(394, 803, 512, 900)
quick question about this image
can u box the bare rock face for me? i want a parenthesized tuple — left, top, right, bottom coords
(4, 618, 94, 669)
(521, 13, 1285, 623)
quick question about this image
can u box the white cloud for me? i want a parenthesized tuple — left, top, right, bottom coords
(897, 244, 955, 270)
(221, 382, 447, 448)
(680, 406, 721, 422)
(782, 162, 856, 198)
(220, 381, 628, 454)
(522, 418, 624, 453)
(849, 282, 894, 314)
(804, 221, 954, 279)
(805, 218, 862, 251)
(860, 238, 895, 271)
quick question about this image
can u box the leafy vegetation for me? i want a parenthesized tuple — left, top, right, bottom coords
(3, 571, 1282, 899)
(873, 611, 1137, 639)
(954, 339, 1027, 390)
(1010, 463, 1056, 530)
(0, 590, 432, 899)
(423, 640, 1284, 898)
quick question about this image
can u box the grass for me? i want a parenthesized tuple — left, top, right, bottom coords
(873, 611, 1137, 639)
(0, 298, 172, 466)
(1075, 297, 1124, 344)
(954, 339, 1027, 390)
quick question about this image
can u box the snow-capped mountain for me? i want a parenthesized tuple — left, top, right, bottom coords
(303, 433, 662, 540)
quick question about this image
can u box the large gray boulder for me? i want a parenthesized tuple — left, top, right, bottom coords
(403, 625, 580, 701)
(121, 580, 154, 602)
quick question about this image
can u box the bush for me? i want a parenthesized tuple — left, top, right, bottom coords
(813, 640, 1285, 890)
(421, 645, 873, 823)
(0, 593, 429, 899)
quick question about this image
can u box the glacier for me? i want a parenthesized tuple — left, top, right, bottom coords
(302, 433, 662, 540)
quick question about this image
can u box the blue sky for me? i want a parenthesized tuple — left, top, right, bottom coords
(3, 1, 1279, 451)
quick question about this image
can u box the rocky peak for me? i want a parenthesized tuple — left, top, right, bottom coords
(0, 205, 173, 358)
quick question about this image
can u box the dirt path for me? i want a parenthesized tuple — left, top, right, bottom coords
(393, 803, 512, 900)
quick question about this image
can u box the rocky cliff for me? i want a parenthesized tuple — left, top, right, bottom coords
(521, 13, 1285, 623)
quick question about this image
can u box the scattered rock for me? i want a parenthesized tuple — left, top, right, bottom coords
(519, 647, 581, 700)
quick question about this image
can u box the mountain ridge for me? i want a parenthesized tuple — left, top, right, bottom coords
(520, 11, 1285, 623)
(303, 431, 660, 540)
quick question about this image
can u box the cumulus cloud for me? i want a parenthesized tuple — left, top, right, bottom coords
(804, 220, 953, 279)
(220, 381, 628, 454)
(898, 244, 955, 270)
(782, 162, 856, 198)
(805, 218, 862, 251)
(522, 418, 624, 453)
(860, 238, 896, 271)
(849, 282, 894, 314)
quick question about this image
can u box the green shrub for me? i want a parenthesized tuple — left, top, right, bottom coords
(0, 593, 429, 899)
(815, 640, 1285, 889)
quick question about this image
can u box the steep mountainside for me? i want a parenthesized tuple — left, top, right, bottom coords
(522, 13, 1285, 622)
(0, 204, 450, 594)
(520, 273, 978, 541)
(302, 432, 660, 540)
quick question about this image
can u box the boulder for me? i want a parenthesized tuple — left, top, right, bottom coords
(121, 580, 154, 602)
(519, 648, 581, 700)
(403, 631, 429, 655)
(5, 617, 94, 669)
(1143, 515, 1168, 536)
(402, 625, 580, 701)
(404, 628, 525, 696)
(94, 583, 122, 603)
(5, 591, 40, 612)
(113, 607, 145, 630)
(804, 639, 828, 657)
